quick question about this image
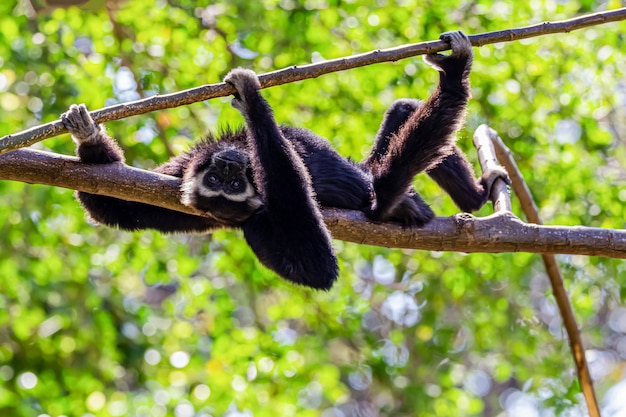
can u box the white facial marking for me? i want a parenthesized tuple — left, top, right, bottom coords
(180, 167, 260, 208)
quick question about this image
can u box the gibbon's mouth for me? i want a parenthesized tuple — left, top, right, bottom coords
(200, 195, 258, 223)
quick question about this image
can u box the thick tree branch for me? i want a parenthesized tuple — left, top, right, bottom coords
(487, 128, 600, 417)
(1, 8, 625, 154)
(2, 147, 626, 259)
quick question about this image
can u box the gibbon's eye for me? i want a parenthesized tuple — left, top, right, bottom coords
(230, 179, 243, 190)
(206, 174, 220, 185)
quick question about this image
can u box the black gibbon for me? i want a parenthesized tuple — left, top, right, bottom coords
(62, 31, 507, 290)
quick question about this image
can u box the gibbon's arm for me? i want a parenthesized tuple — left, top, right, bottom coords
(224, 69, 338, 290)
(62, 104, 218, 233)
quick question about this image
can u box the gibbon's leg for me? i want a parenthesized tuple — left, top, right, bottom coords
(361, 98, 422, 168)
(368, 31, 475, 225)
(62, 104, 217, 233)
(365, 99, 508, 214)
(223, 69, 338, 290)
(360, 99, 433, 226)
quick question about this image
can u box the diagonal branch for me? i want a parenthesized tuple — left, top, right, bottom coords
(1, 8, 625, 154)
(2, 147, 626, 259)
(485, 126, 600, 417)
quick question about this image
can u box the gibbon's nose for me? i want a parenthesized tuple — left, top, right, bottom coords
(214, 156, 243, 176)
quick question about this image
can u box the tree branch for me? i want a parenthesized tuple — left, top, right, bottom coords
(1, 8, 625, 154)
(487, 127, 600, 417)
(2, 147, 626, 259)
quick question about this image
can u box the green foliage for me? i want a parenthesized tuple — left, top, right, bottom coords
(1, 0, 626, 416)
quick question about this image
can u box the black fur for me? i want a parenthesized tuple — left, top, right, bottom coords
(63, 31, 506, 290)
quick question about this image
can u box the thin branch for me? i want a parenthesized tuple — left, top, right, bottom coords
(473, 124, 512, 212)
(1, 8, 625, 154)
(2, 147, 626, 259)
(488, 127, 600, 417)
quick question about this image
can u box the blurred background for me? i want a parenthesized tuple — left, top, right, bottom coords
(0, 0, 625, 416)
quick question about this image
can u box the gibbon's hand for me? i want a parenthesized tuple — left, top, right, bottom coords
(423, 30, 473, 73)
(223, 68, 262, 115)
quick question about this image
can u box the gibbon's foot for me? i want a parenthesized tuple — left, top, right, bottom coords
(223, 68, 261, 114)
(61, 103, 101, 144)
(387, 193, 436, 228)
(423, 30, 472, 70)
(480, 166, 511, 194)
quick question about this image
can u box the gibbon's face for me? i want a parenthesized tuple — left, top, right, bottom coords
(181, 148, 262, 223)
(203, 149, 250, 196)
